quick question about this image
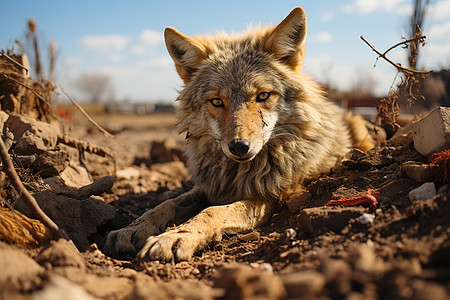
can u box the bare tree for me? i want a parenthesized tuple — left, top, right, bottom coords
(75, 72, 112, 103)
(407, 0, 429, 69)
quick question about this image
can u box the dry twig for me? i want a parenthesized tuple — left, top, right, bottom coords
(0, 136, 70, 241)
(60, 85, 125, 147)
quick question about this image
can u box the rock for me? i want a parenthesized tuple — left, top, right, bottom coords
(0, 243, 44, 293)
(412, 107, 450, 156)
(284, 228, 297, 240)
(297, 206, 366, 235)
(76, 176, 115, 199)
(46, 176, 115, 200)
(280, 270, 326, 298)
(285, 191, 313, 213)
(31, 149, 70, 178)
(409, 182, 437, 202)
(15, 191, 117, 250)
(116, 167, 140, 180)
(36, 239, 85, 270)
(59, 164, 93, 188)
(358, 213, 375, 224)
(4, 113, 60, 155)
(213, 264, 286, 300)
(401, 162, 435, 183)
(31, 275, 97, 300)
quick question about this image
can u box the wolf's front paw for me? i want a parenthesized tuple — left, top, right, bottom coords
(103, 227, 142, 258)
(138, 229, 205, 262)
(103, 212, 167, 258)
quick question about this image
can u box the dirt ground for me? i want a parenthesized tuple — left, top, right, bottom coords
(1, 112, 449, 300)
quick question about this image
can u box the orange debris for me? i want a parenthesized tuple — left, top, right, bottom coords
(325, 189, 379, 208)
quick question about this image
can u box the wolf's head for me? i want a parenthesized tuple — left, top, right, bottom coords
(165, 7, 307, 163)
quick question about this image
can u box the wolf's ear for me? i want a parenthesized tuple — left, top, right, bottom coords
(165, 27, 207, 84)
(265, 7, 307, 70)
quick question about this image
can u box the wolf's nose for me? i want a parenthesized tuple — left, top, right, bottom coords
(228, 139, 250, 157)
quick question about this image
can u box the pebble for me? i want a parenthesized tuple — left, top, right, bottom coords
(408, 182, 437, 201)
(191, 268, 200, 275)
(284, 228, 297, 240)
(359, 213, 375, 224)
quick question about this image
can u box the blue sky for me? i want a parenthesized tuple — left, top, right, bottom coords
(1, 0, 450, 102)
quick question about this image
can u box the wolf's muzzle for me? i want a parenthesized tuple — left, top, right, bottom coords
(228, 139, 250, 157)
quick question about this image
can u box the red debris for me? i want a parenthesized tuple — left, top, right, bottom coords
(325, 189, 379, 208)
(429, 149, 450, 184)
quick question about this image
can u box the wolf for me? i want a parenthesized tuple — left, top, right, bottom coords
(104, 6, 374, 261)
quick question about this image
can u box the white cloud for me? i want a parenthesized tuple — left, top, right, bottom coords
(321, 11, 335, 22)
(131, 29, 163, 55)
(79, 34, 130, 54)
(144, 56, 173, 68)
(309, 32, 332, 43)
(427, 20, 450, 40)
(78, 29, 164, 61)
(343, 0, 411, 15)
(428, 0, 450, 21)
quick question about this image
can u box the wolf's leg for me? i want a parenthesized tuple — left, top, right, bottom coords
(138, 197, 276, 262)
(103, 189, 207, 258)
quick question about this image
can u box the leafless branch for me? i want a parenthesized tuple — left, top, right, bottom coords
(360, 35, 431, 76)
(0, 135, 70, 241)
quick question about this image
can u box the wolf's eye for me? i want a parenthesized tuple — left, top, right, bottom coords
(210, 98, 224, 108)
(256, 92, 271, 102)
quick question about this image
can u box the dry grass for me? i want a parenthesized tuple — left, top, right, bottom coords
(0, 19, 56, 122)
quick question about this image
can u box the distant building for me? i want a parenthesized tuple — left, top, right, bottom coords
(104, 102, 174, 114)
